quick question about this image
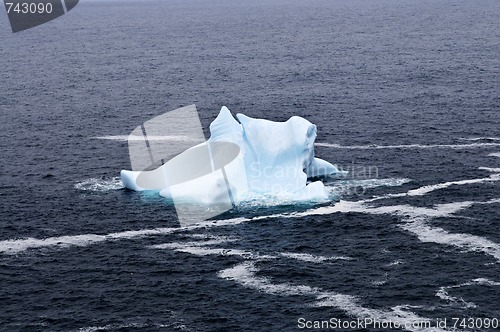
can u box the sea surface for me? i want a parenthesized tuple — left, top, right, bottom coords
(1, 0, 499, 331)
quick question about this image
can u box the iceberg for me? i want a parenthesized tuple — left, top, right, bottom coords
(120, 106, 343, 223)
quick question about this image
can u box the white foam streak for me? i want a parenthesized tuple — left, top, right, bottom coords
(151, 237, 239, 249)
(468, 277, 500, 286)
(153, 241, 349, 262)
(92, 135, 200, 142)
(0, 218, 249, 255)
(74, 177, 124, 192)
(219, 262, 445, 332)
(293, 200, 475, 219)
(436, 278, 500, 309)
(402, 218, 500, 262)
(366, 173, 499, 201)
(460, 137, 500, 141)
(219, 261, 325, 296)
(0, 228, 177, 254)
(435, 286, 476, 309)
(280, 252, 353, 262)
(294, 199, 500, 262)
(489, 152, 500, 158)
(479, 167, 500, 173)
(370, 272, 389, 286)
(149, 236, 268, 258)
(406, 174, 499, 196)
(387, 259, 404, 266)
(177, 247, 273, 259)
(6, 169, 500, 259)
(315, 142, 500, 150)
(77, 322, 173, 332)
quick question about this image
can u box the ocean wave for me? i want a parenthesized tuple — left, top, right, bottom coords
(74, 177, 124, 192)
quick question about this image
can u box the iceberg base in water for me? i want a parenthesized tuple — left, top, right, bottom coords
(121, 107, 343, 207)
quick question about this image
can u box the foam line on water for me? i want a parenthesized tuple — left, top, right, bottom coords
(459, 278, 500, 286)
(370, 272, 389, 286)
(293, 199, 500, 261)
(219, 262, 446, 332)
(401, 218, 500, 262)
(436, 278, 500, 309)
(7, 196, 495, 257)
(6, 175, 498, 257)
(460, 137, 500, 141)
(151, 234, 355, 262)
(153, 240, 351, 262)
(386, 259, 405, 267)
(91, 135, 201, 142)
(0, 228, 177, 254)
(478, 167, 500, 173)
(315, 142, 500, 150)
(405, 174, 499, 196)
(292, 200, 474, 219)
(185, 233, 234, 240)
(489, 152, 500, 158)
(219, 261, 320, 296)
(280, 252, 353, 262)
(151, 239, 276, 259)
(366, 173, 499, 201)
(78, 323, 173, 332)
(435, 286, 476, 309)
(0, 218, 249, 255)
(174, 246, 269, 259)
(74, 177, 124, 192)
(150, 237, 240, 249)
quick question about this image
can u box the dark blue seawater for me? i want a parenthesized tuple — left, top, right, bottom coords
(1, 0, 499, 331)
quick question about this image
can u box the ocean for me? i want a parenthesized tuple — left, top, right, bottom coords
(0, 0, 499, 331)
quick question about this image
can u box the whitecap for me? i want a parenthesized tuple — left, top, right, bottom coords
(280, 252, 353, 262)
(370, 272, 389, 286)
(74, 177, 124, 192)
(386, 259, 405, 266)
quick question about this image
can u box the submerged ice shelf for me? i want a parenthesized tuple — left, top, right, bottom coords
(121, 106, 343, 208)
